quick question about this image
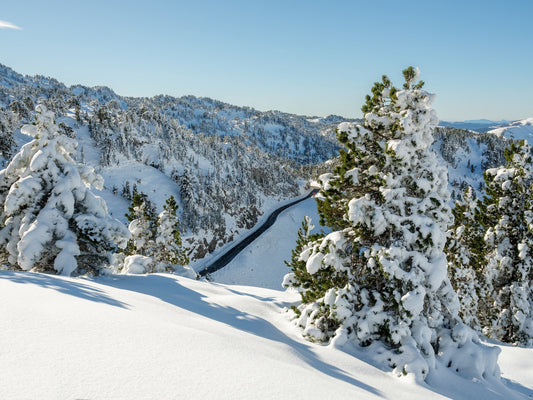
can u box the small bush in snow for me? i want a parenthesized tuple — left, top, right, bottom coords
(284, 67, 501, 381)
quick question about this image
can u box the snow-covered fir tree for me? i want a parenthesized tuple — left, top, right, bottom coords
(445, 186, 486, 331)
(124, 191, 157, 257)
(283, 215, 337, 305)
(0, 105, 129, 275)
(153, 195, 194, 276)
(284, 67, 500, 380)
(121, 193, 195, 276)
(481, 140, 533, 345)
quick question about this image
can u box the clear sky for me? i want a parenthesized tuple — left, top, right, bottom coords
(0, 0, 531, 121)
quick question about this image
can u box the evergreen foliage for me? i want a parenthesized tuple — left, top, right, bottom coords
(445, 186, 487, 331)
(480, 140, 533, 345)
(283, 216, 344, 306)
(122, 194, 193, 276)
(0, 105, 129, 275)
(154, 195, 190, 269)
(284, 68, 500, 380)
(124, 191, 157, 257)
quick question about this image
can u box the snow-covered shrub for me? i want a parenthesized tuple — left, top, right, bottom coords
(122, 255, 154, 274)
(0, 105, 129, 275)
(284, 67, 501, 381)
(480, 140, 533, 346)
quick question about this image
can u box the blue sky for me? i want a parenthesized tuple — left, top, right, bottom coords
(0, 0, 531, 121)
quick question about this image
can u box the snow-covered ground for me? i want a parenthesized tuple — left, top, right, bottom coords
(1, 199, 533, 399)
(488, 118, 533, 141)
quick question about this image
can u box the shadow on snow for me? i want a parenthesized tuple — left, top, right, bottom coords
(0, 270, 129, 309)
(100, 273, 384, 397)
(4, 270, 532, 399)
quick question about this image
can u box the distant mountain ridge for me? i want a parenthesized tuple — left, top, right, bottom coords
(486, 118, 533, 141)
(439, 119, 512, 133)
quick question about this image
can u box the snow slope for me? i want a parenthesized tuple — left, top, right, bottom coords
(488, 118, 533, 141)
(2, 271, 532, 400)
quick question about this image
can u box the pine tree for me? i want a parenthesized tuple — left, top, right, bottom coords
(283, 216, 343, 305)
(121, 194, 196, 277)
(445, 186, 486, 331)
(481, 140, 533, 345)
(284, 67, 500, 380)
(0, 116, 15, 162)
(153, 195, 190, 271)
(124, 191, 157, 257)
(0, 105, 129, 275)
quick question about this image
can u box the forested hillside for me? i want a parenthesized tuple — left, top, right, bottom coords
(0, 63, 517, 261)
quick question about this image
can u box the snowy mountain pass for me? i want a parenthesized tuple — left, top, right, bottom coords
(211, 196, 322, 290)
(198, 189, 318, 278)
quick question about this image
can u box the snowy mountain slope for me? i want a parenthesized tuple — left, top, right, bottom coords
(0, 63, 525, 264)
(0, 62, 344, 165)
(0, 63, 345, 260)
(1, 270, 532, 399)
(487, 118, 533, 141)
(439, 119, 511, 133)
(432, 126, 510, 199)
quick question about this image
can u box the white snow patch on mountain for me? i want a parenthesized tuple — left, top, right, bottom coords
(488, 118, 533, 141)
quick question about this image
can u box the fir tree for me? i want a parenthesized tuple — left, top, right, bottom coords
(481, 140, 533, 345)
(121, 194, 196, 277)
(124, 191, 157, 257)
(154, 195, 190, 270)
(284, 67, 500, 380)
(445, 186, 486, 331)
(283, 216, 343, 305)
(0, 105, 129, 275)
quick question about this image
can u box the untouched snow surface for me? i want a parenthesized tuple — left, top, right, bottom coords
(2, 199, 533, 399)
(2, 271, 532, 399)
